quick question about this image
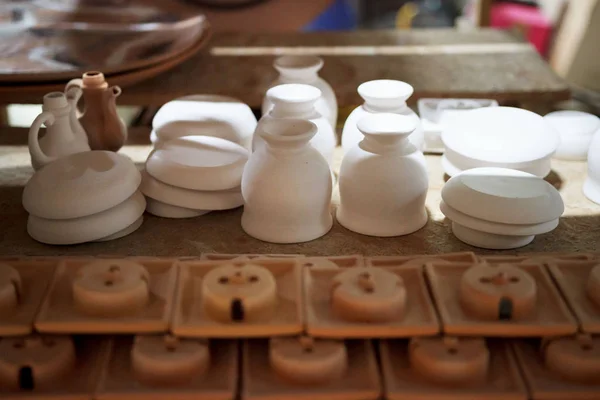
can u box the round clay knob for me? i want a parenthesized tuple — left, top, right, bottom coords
(331, 267, 406, 322)
(0, 335, 76, 390)
(586, 265, 600, 308)
(131, 335, 210, 387)
(201, 263, 277, 323)
(301, 259, 341, 270)
(544, 335, 600, 383)
(0, 263, 21, 316)
(269, 336, 347, 385)
(409, 336, 489, 386)
(72, 260, 150, 317)
(459, 264, 536, 320)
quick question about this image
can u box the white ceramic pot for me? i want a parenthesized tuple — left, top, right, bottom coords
(341, 80, 424, 153)
(242, 119, 333, 243)
(544, 110, 600, 161)
(337, 113, 428, 236)
(254, 84, 336, 165)
(262, 55, 337, 128)
(151, 95, 257, 149)
(584, 127, 600, 204)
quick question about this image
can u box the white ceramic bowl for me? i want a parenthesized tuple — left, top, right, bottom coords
(544, 110, 600, 161)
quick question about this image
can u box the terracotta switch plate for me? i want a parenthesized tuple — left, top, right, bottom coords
(425, 262, 577, 336)
(305, 265, 439, 338)
(0, 260, 57, 336)
(96, 336, 237, 400)
(547, 260, 600, 333)
(34, 258, 177, 334)
(380, 338, 528, 400)
(301, 255, 365, 269)
(242, 339, 381, 400)
(366, 252, 477, 268)
(200, 254, 305, 260)
(172, 258, 303, 337)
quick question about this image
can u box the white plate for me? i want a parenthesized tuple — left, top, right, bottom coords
(545, 110, 600, 161)
(145, 197, 210, 219)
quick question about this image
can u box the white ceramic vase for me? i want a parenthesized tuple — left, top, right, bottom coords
(337, 113, 428, 236)
(341, 80, 424, 153)
(584, 127, 600, 204)
(544, 110, 600, 161)
(253, 84, 336, 165)
(262, 55, 337, 128)
(242, 119, 333, 243)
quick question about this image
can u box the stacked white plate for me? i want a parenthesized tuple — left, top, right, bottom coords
(440, 168, 564, 250)
(544, 110, 600, 161)
(141, 136, 248, 218)
(22, 151, 145, 245)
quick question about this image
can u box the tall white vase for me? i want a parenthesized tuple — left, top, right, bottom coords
(341, 80, 424, 153)
(253, 84, 336, 166)
(262, 55, 337, 128)
(337, 113, 428, 236)
(242, 119, 333, 243)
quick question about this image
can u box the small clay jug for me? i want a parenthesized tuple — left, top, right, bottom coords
(66, 71, 128, 152)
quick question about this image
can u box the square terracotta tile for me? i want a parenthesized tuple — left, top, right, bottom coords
(34, 259, 178, 334)
(200, 254, 304, 260)
(547, 260, 600, 334)
(242, 339, 381, 400)
(172, 258, 303, 337)
(305, 265, 439, 338)
(425, 262, 578, 336)
(301, 255, 365, 269)
(379, 339, 528, 400)
(0, 259, 58, 336)
(366, 252, 477, 268)
(96, 337, 237, 400)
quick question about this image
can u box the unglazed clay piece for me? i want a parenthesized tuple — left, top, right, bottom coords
(337, 113, 428, 237)
(27, 190, 146, 245)
(409, 336, 489, 386)
(0, 263, 21, 317)
(146, 135, 249, 191)
(269, 336, 348, 385)
(201, 263, 278, 323)
(584, 126, 600, 204)
(331, 267, 406, 323)
(23, 150, 141, 220)
(342, 79, 425, 152)
(451, 222, 536, 250)
(141, 170, 243, 211)
(0, 335, 76, 391)
(544, 334, 600, 384)
(72, 260, 150, 317)
(94, 215, 144, 242)
(459, 264, 537, 320)
(586, 265, 600, 308)
(131, 335, 210, 387)
(145, 197, 209, 219)
(544, 110, 600, 161)
(441, 107, 560, 177)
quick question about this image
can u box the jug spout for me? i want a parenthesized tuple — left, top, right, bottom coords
(100, 86, 128, 152)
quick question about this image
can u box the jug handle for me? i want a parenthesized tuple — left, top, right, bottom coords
(28, 111, 56, 167)
(65, 78, 84, 116)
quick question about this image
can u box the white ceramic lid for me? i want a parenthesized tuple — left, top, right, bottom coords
(23, 151, 141, 220)
(146, 136, 248, 191)
(544, 110, 600, 136)
(441, 167, 564, 225)
(442, 107, 560, 163)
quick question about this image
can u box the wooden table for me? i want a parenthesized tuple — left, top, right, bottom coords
(1, 126, 597, 258)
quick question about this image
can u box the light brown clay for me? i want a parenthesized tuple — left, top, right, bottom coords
(543, 334, 600, 384)
(35, 259, 177, 334)
(479, 253, 596, 264)
(305, 265, 439, 338)
(0, 260, 57, 336)
(301, 255, 365, 269)
(96, 337, 237, 400)
(547, 260, 600, 333)
(243, 339, 381, 400)
(200, 254, 305, 260)
(172, 259, 303, 337)
(425, 262, 577, 336)
(381, 339, 528, 400)
(366, 251, 477, 268)
(130, 335, 210, 387)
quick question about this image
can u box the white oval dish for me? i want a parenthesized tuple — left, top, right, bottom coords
(544, 110, 600, 161)
(95, 216, 144, 242)
(145, 197, 209, 219)
(23, 151, 141, 220)
(146, 136, 248, 191)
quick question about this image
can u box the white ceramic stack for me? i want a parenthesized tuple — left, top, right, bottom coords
(150, 94, 257, 150)
(441, 107, 560, 178)
(22, 151, 145, 245)
(544, 110, 600, 161)
(440, 167, 564, 250)
(262, 55, 338, 128)
(242, 119, 332, 243)
(254, 83, 336, 166)
(141, 136, 248, 218)
(337, 113, 428, 236)
(584, 125, 600, 205)
(341, 79, 424, 153)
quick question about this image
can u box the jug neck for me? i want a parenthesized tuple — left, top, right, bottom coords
(82, 71, 108, 90)
(260, 119, 317, 153)
(42, 92, 71, 118)
(275, 55, 322, 84)
(363, 100, 409, 113)
(270, 101, 316, 119)
(360, 135, 411, 154)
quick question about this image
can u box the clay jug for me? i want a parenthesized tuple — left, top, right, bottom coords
(242, 118, 333, 243)
(28, 92, 91, 170)
(64, 85, 89, 147)
(66, 71, 127, 152)
(337, 113, 428, 236)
